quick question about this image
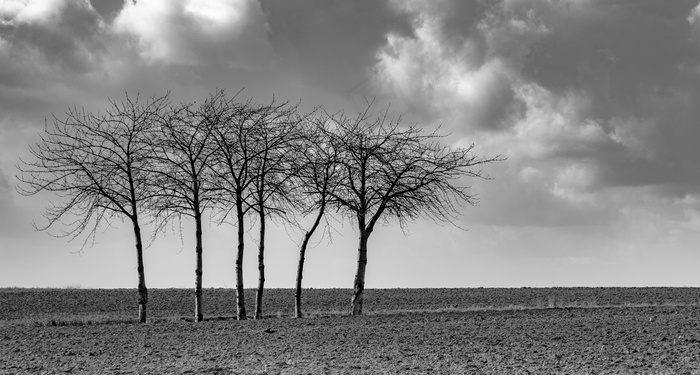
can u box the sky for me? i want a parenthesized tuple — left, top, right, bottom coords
(2, 0, 700, 290)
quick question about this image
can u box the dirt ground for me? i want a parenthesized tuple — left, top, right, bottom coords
(3, 287, 699, 322)
(3, 305, 700, 374)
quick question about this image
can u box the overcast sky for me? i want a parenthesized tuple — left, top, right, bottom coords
(2, 0, 700, 289)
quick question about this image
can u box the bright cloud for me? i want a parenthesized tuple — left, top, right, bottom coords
(113, 0, 272, 66)
(379, 0, 700, 217)
(550, 163, 598, 205)
(0, 0, 66, 24)
(374, 2, 527, 131)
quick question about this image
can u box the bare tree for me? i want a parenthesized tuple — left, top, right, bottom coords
(291, 114, 341, 318)
(209, 92, 305, 320)
(17, 92, 170, 323)
(325, 103, 502, 315)
(207, 93, 256, 320)
(147, 97, 219, 322)
(248, 102, 307, 320)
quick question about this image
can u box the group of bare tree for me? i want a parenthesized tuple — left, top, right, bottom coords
(17, 90, 500, 323)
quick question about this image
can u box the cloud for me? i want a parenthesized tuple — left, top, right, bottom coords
(505, 83, 613, 161)
(4, 0, 697, 235)
(0, 0, 124, 127)
(113, 0, 273, 67)
(515, 0, 699, 117)
(372, 1, 526, 131)
(375, 33, 523, 131)
(0, 0, 105, 78)
(260, 0, 413, 102)
(88, 0, 123, 23)
(370, 0, 700, 238)
(0, 0, 65, 23)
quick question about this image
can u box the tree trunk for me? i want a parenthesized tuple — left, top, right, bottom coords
(295, 205, 325, 318)
(294, 242, 306, 319)
(235, 199, 247, 320)
(194, 211, 204, 322)
(254, 207, 266, 320)
(133, 219, 148, 324)
(351, 230, 369, 316)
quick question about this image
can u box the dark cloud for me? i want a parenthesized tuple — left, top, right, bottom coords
(89, 0, 125, 23)
(260, 0, 413, 95)
(616, 81, 700, 191)
(519, 0, 700, 118)
(413, 1, 492, 65)
(0, 1, 105, 77)
(0, 0, 117, 126)
(468, 0, 700, 197)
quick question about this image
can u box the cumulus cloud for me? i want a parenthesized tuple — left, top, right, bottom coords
(372, 1, 525, 131)
(515, 0, 699, 117)
(0, 0, 120, 131)
(376, 33, 522, 131)
(260, 0, 412, 103)
(0, 0, 66, 23)
(0, 0, 105, 77)
(372, 0, 700, 236)
(113, 0, 273, 67)
(4, 0, 698, 234)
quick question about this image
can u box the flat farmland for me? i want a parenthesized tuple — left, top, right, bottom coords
(2, 288, 700, 374)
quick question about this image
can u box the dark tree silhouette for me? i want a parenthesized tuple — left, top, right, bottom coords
(291, 114, 341, 318)
(207, 91, 260, 320)
(325, 103, 502, 315)
(209, 91, 305, 319)
(247, 103, 306, 320)
(17, 92, 171, 323)
(147, 97, 219, 322)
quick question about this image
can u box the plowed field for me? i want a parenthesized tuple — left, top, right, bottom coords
(2, 288, 700, 374)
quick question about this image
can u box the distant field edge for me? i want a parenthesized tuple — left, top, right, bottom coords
(2, 286, 700, 291)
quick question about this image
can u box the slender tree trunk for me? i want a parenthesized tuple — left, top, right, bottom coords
(295, 205, 325, 318)
(254, 207, 266, 320)
(133, 219, 148, 324)
(294, 241, 307, 319)
(235, 198, 247, 320)
(194, 211, 204, 322)
(351, 229, 369, 316)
